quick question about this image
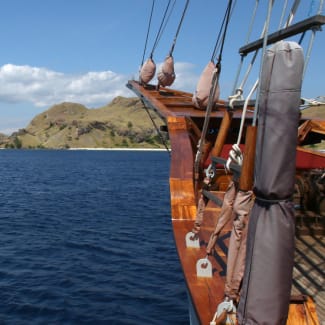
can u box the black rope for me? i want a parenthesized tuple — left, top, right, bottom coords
(141, 0, 155, 67)
(211, 0, 234, 68)
(168, 0, 190, 56)
(150, 0, 174, 58)
(142, 102, 171, 156)
(298, 30, 306, 45)
(217, 0, 233, 65)
(154, 0, 176, 56)
(210, 4, 229, 62)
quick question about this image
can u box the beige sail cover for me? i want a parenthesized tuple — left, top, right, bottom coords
(192, 61, 220, 110)
(225, 190, 253, 300)
(206, 180, 237, 254)
(157, 55, 176, 87)
(139, 58, 156, 84)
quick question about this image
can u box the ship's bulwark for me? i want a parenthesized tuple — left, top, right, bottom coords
(238, 41, 304, 324)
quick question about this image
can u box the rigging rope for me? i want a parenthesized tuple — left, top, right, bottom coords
(142, 102, 171, 156)
(210, 4, 230, 63)
(226, 80, 258, 170)
(245, 0, 259, 45)
(252, 0, 303, 125)
(278, 0, 289, 29)
(168, 0, 190, 56)
(211, 0, 235, 65)
(227, 0, 306, 170)
(231, 0, 259, 95)
(253, 0, 274, 127)
(226, 0, 274, 170)
(216, 1, 233, 66)
(301, 0, 324, 78)
(140, 0, 155, 67)
(150, 0, 175, 58)
(158, 0, 190, 87)
(139, 0, 176, 85)
(285, 0, 301, 28)
(194, 0, 234, 178)
(231, 0, 275, 100)
(308, 0, 316, 15)
(232, 0, 302, 100)
(192, 0, 236, 109)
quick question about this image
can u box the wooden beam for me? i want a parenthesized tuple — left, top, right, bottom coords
(239, 15, 325, 56)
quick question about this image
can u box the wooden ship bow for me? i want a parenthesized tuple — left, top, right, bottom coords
(127, 1, 325, 324)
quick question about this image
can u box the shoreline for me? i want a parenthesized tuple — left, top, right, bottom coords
(0, 147, 169, 151)
(68, 147, 168, 151)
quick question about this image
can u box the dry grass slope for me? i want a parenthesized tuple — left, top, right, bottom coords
(1, 97, 168, 149)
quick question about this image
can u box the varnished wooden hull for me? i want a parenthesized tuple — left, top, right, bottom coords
(127, 80, 324, 324)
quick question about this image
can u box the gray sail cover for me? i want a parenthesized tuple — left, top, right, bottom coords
(237, 41, 304, 324)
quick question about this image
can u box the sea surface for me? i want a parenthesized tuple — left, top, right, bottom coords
(0, 150, 189, 324)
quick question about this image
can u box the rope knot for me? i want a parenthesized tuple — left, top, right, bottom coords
(226, 144, 243, 171)
(228, 88, 243, 109)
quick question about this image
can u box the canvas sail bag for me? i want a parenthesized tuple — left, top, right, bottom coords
(139, 58, 156, 85)
(157, 55, 176, 87)
(237, 41, 304, 325)
(192, 61, 220, 110)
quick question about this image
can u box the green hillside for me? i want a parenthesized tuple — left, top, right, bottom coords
(0, 97, 168, 149)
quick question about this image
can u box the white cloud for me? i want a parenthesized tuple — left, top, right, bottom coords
(172, 62, 198, 92)
(0, 62, 200, 110)
(0, 64, 133, 108)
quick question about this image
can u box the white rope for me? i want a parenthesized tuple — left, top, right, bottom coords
(225, 0, 273, 172)
(226, 143, 243, 171)
(284, 0, 301, 28)
(231, 0, 259, 95)
(236, 50, 259, 93)
(237, 79, 259, 147)
(228, 88, 243, 109)
(226, 79, 258, 171)
(253, 0, 274, 126)
(210, 299, 235, 325)
(278, 0, 289, 29)
(231, 0, 274, 100)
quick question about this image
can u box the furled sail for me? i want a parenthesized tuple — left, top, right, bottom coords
(237, 40, 304, 325)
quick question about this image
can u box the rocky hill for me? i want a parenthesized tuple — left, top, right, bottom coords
(1, 97, 168, 149)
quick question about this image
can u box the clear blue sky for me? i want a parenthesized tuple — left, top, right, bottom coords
(0, 0, 324, 134)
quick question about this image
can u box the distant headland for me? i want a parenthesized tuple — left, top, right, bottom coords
(0, 97, 168, 150)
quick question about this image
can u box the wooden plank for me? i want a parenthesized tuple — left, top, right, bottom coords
(168, 116, 197, 219)
(172, 219, 227, 325)
(287, 296, 320, 324)
(126, 80, 254, 119)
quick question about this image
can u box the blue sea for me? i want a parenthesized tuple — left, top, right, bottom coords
(0, 150, 189, 324)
